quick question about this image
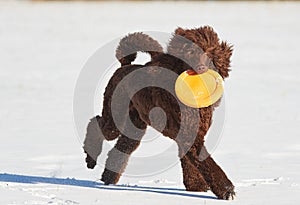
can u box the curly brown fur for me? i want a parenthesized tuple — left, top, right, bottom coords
(180, 155, 209, 192)
(116, 32, 163, 66)
(168, 26, 233, 78)
(83, 26, 235, 200)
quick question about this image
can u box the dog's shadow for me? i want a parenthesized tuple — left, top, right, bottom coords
(0, 173, 217, 200)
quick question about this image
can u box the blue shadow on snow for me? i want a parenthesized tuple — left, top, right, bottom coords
(0, 173, 217, 200)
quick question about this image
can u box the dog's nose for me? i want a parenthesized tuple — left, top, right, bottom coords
(186, 65, 208, 75)
(195, 64, 208, 74)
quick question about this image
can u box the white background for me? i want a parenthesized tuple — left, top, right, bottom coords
(0, 1, 300, 204)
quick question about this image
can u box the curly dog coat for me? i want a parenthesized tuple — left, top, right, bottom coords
(83, 26, 235, 200)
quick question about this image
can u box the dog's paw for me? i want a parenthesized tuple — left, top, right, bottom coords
(101, 169, 120, 185)
(217, 185, 235, 200)
(85, 152, 97, 169)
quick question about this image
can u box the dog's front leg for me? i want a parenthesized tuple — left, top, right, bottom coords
(186, 145, 235, 200)
(179, 154, 209, 192)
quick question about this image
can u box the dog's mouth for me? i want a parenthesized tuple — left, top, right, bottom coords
(186, 64, 209, 75)
(186, 53, 217, 75)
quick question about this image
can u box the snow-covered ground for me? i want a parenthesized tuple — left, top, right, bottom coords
(1, 1, 300, 204)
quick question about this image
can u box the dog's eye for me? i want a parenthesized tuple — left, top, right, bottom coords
(187, 50, 194, 55)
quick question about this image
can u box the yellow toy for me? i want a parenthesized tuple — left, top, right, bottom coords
(175, 69, 224, 108)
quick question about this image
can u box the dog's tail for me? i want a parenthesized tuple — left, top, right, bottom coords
(116, 32, 163, 66)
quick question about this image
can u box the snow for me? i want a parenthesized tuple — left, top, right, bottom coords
(1, 0, 300, 204)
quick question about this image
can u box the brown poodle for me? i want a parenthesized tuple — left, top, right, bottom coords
(83, 26, 235, 200)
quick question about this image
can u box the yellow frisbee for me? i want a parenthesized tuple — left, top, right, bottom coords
(175, 69, 224, 108)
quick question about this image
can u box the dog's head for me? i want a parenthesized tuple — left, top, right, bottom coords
(167, 26, 233, 79)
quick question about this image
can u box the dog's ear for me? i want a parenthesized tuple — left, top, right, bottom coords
(196, 26, 220, 50)
(197, 26, 233, 78)
(212, 41, 233, 79)
(175, 27, 185, 36)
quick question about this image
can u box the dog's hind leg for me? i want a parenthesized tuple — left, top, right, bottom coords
(101, 133, 145, 185)
(83, 115, 121, 169)
(83, 67, 132, 169)
(83, 116, 105, 169)
(101, 106, 147, 185)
